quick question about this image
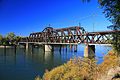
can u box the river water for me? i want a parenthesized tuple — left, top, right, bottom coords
(0, 44, 111, 80)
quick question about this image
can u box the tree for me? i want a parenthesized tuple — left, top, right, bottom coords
(6, 32, 16, 45)
(98, 0, 120, 54)
(0, 34, 3, 45)
(2, 37, 9, 46)
(14, 36, 21, 45)
(99, 0, 120, 29)
(6, 32, 16, 40)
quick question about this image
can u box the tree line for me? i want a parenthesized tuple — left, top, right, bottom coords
(0, 32, 21, 46)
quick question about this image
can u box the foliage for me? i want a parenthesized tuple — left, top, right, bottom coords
(35, 75, 42, 80)
(98, 0, 120, 25)
(0, 34, 3, 41)
(99, 50, 120, 71)
(14, 36, 21, 45)
(0, 33, 21, 46)
(6, 32, 16, 40)
(6, 32, 16, 45)
(0, 34, 3, 45)
(2, 37, 9, 46)
(98, 0, 120, 54)
(96, 50, 120, 79)
(38, 58, 97, 80)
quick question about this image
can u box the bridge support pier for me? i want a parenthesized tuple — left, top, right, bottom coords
(84, 44, 95, 58)
(45, 45, 54, 52)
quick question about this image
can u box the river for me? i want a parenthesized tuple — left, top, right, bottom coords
(0, 44, 111, 80)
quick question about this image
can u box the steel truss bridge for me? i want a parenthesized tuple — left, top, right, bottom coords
(20, 26, 120, 44)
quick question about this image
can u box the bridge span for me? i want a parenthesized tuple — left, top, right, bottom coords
(19, 26, 120, 58)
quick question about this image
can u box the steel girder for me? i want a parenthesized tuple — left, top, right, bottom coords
(20, 27, 120, 44)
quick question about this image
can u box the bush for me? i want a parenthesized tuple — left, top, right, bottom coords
(96, 50, 120, 79)
(42, 58, 97, 80)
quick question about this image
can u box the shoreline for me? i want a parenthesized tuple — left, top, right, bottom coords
(0, 45, 24, 48)
(0, 46, 14, 48)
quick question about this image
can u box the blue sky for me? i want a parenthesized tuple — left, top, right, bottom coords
(0, 0, 112, 36)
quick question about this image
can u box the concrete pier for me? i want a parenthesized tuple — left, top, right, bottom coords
(84, 44, 95, 58)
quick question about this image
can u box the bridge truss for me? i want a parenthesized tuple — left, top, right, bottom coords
(20, 26, 120, 44)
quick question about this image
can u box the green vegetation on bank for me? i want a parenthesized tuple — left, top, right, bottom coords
(35, 50, 120, 80)
(0, 32, 21, 46)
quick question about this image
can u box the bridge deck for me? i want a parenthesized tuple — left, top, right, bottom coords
(19, 42, 78, 45)
(88, 30, 120, 35)
(19, 42, 112, 46)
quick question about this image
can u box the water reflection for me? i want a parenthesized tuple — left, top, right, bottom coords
(0, 45, 112, 80)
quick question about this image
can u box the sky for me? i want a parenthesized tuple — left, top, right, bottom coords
(0, 0, 112, 36)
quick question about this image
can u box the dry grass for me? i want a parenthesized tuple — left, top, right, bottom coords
(96, 50, 120, 79)
(35, 50, 120, 80)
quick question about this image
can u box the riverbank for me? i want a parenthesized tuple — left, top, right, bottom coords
(0, 45, 24, 48)
(0, 46, 15, 48)
(35, 50, 120, 80)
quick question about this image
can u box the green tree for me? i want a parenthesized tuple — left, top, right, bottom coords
(6, 32, 16, 45)
(98, 0, 120, 54)
(14, 36, 21, 45)
(6, 32, 16, 40)
(2, 37, 9, 46)
(0, 34, 3, 45)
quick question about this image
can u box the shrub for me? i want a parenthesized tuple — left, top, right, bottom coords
(43, 58, 97, 80)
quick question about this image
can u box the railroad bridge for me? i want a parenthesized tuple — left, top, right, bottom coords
(19, 26, 120, 58)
